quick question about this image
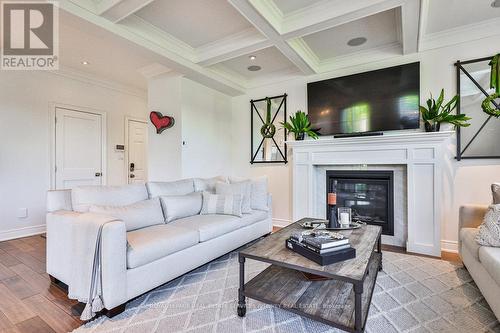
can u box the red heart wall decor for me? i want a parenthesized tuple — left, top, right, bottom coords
(150, 111, 175, 134)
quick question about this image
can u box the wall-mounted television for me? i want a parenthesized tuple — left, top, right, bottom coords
(307, 62, 420, 136)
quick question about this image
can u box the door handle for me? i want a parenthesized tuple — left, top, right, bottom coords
(130, 174, 135, 179)
(95, 172, 102, 177)
(130, 163, 135, 172)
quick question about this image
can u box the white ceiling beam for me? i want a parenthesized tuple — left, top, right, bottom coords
(196, 28, 273, 67)
(98, 0, 157, 23)
(400, 0, 421, 54)
(59, 0, 246, 96)
(228, 0, 316, 75)
(281, 0, 406, 39)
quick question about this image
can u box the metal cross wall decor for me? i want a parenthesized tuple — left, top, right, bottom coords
(455, 56, 500, 160)
(250, 94, 287, 164)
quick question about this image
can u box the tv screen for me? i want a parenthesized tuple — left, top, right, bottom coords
(307, 62, 420, 136)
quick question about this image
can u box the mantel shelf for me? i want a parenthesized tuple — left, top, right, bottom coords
(286, 131, 455, 148)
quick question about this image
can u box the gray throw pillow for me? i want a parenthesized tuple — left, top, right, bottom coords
(160, 192, 202, 223)
(476, 204, 500, 247)
(216, 181, 251, 213)
(89, 198, 164, 231)
(200, 192, 242, 217)
(492, 183, 500, 204)
(230, 176, 269, 211)
(193, 176, 227, 193)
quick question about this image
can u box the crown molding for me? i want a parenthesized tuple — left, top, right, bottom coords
(248, 0, 283, 34)
(318, 41, 402, 73)
(287, 38, 320, 73)
(196, 28, 272, 66)
(48, 65, 147, 98)
(420, 17, 500, 52)
(137, 63, 172, 79)
(124, 15, 196, 61)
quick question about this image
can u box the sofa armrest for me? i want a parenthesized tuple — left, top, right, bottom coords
(46, 211, 127, 309)
(459, 205, 488, 230)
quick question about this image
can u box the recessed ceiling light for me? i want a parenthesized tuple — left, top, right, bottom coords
(492, 0, 500, 7)
(249, 55, 257, 60)
(347, 37, 367, 47)
(81, 61, 89, 65)
(247, 65, 261, 72)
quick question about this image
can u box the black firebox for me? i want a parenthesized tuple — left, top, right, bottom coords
(326, 170, 394, 236)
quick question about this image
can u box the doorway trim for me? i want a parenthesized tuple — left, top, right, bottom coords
(125, 116, 148, 184)
(49, 102, 107, 189)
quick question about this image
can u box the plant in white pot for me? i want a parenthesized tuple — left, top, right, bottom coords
(420, 89, 471, 132)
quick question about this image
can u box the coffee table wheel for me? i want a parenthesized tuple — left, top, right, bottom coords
(237, 305, 246, 317)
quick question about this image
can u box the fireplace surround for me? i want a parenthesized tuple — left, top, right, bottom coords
(287, 131, 454, 256)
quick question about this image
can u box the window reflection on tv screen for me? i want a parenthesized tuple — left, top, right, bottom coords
(307, 62, 420, 135)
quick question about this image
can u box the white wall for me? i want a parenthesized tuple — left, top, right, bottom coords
(148, 75, 183, 181)
(231, 35, 500, 252)
(181, 79, 232, 178)
(148, 75, 233, 181)
(0, 71, 148, 240)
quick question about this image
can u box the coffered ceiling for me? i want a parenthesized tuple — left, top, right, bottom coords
(59, 0, 500, 95)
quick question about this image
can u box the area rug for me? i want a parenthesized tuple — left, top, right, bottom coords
(74, 251, 499, 333)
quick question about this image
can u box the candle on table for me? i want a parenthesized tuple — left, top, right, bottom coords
(340, 212, 350, 226)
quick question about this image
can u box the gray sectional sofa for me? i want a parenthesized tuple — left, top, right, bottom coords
(45, 177, 272, 316)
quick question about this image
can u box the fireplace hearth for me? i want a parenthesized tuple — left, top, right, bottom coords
(326, 170, 394, 235)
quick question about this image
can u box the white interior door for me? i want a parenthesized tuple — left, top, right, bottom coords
(55, 108, 104, 189)
(127, 119, 148, 184)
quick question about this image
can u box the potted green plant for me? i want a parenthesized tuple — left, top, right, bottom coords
(280, 110, 319, 140)
(420, 89, 471, 132)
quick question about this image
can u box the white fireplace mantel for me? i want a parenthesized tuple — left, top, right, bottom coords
(287, 131, 454, 256)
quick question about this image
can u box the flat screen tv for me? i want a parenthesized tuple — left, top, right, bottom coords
(307, 62, 420, 136)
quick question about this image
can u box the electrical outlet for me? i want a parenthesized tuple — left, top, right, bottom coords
(17, 208, 28, 218)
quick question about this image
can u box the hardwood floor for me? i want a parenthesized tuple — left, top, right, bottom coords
(0, 235, 82, 333)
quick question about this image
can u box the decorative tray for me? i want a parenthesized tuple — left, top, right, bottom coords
(299, 220, 365, 230)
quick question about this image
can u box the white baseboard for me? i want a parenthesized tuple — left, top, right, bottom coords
(441, 239, 458, 253)
(0, 224, 46, 242)
(272, 218, 292, 228)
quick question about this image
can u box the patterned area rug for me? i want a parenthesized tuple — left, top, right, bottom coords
(74, 251, 499, 333)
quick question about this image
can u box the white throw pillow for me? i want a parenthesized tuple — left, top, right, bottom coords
(89, 198, 164, 231)
(216, 181, 251, 214)
(229, 176, 269, 211)
(160, 192, 202, 223)
(476, 204, 500, 247)
(200, 192, 242, 217)
(193, 176, 228, 193)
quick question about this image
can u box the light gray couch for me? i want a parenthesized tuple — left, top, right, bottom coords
(45, 177, 272, 316)
(459, 204, 500, 320)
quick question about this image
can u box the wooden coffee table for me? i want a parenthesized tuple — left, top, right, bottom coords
(237, 218, 382, 333)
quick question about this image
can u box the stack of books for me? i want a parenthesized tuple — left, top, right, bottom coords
(286, 230, 356, 266)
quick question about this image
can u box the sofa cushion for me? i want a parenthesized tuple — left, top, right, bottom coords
(127, 224, 199, 269)
(47, 189, 72, 212)
(460, 228, 481, 261)
(72, 184, 148, 212)
(216, 181, 251, 213)
(89, 198, 164, 231)
(170, 210, 268, 242)
(160, 192, 202, 223)
(229, 176, 269, 211)
(479, 246, 500, 286)
(193, 176, 227, 193)
(476, 204, 500, 247)
(200, 192, 243, 217)
(147, 179, 194, 198)
(492, 183, 500, 204)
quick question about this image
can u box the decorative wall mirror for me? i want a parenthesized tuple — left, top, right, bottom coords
(456, 56, 500, 160)
(250, 94, 287, 164)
